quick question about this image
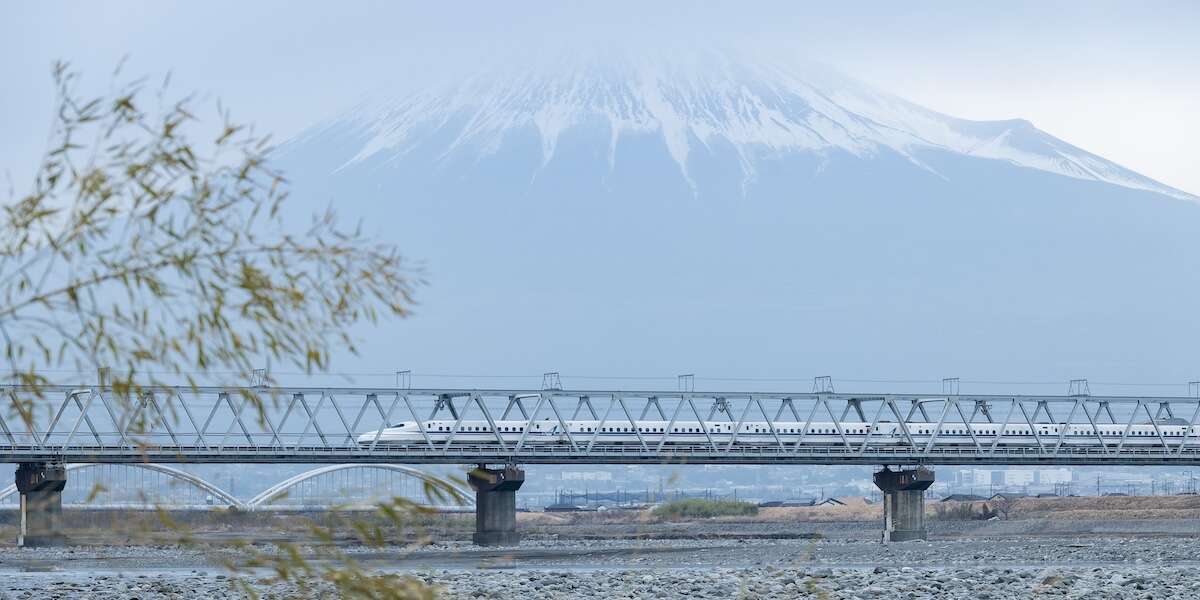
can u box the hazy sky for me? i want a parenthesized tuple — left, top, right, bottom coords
(3, 1, 1199, 195)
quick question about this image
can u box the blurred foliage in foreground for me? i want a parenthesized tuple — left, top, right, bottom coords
(1, 60, 417, 419)
(0, 61, 451, 599)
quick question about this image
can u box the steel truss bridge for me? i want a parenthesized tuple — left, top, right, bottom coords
(3, 383, 1200, 466)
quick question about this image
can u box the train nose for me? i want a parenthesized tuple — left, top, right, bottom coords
(356, 430, 380, 444)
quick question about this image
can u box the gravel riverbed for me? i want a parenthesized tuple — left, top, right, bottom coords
(2, 535, 1200, 598)
(1, 565, 1198, 599)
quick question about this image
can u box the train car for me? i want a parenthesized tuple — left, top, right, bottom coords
(356, 419, 1198, 447)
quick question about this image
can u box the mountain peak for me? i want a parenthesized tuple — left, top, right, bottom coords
(299, 51, 1194, 203)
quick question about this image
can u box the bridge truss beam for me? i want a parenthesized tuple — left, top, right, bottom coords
(2, 385, 1200, 465)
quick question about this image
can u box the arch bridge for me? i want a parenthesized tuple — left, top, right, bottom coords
(0, 463, 470, 511)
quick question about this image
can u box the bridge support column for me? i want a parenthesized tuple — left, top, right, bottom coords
(873, 466, 934, 543)
(468, 465, 524, 546)
(15, 462, 67, 547)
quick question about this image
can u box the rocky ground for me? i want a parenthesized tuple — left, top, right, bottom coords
(3, 530, 1200, 598)
(1, 562, 1198, 599)
(431, 566, 1200, 600)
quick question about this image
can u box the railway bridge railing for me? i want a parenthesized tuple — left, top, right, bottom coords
(1, 383, 1199, 465)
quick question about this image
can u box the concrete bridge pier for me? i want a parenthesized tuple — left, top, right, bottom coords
(873, 466, 934, 543)
(15, 461, 68, 547)
(468, 465, 524, 546)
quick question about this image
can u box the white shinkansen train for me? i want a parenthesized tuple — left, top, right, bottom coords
(357, 419, 1198, 446)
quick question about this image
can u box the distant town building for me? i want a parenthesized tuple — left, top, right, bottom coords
(940, 494, 986, 502)
(560, 471, 613, 481)
(989, 492, 1029, 501)
(1003, 470, 1036, 486)
(1036, 469, 1072, 484)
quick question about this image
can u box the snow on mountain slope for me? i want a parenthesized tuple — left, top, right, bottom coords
(303, 51, 1194, 202)
(274, 50, 1200, 388)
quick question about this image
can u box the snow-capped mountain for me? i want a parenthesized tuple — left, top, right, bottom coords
(279, 51, 1200, 387)
(292, 52, 1193, 203)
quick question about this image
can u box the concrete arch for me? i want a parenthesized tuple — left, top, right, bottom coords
(246, 464, 473, 509)
(0, 463, 242, 508)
